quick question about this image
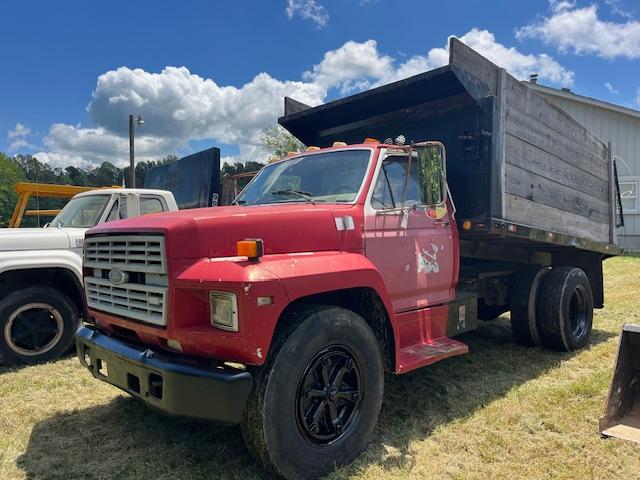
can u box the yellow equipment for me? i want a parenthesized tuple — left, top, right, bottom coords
(8, 182, 113, 228)
(600, 324, 640, 444)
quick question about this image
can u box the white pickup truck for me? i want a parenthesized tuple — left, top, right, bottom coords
(0, 188, 178, 366)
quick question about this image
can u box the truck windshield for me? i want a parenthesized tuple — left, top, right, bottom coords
(235, 149, 371, 206)
(49, 195, 110, 228)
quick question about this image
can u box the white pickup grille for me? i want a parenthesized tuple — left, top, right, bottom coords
(84, 235, 166, 274)
(85, 277, 167, 326)
(84, 234, 168, 326)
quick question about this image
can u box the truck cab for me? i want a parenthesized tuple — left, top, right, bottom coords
(0, 188, 177, 366)
(77, 141, 476, 477)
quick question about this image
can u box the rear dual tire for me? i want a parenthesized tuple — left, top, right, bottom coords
(242, 306, 384, 480)
(510, 267, 593, 351)
(538, 267, 593, 351)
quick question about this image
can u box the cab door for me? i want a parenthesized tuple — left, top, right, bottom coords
(364, 144, 455, 312)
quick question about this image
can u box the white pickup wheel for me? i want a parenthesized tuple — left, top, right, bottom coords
(0, 286, 79, 366)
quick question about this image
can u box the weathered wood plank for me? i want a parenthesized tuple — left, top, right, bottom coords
(504, 193, 609, 243)
(505, 104, 609, 179)
(504, 76, 606, 158)
(505, 133, 609, 203)
(449, 38, 498, 97)
(505, 163, 610, 224)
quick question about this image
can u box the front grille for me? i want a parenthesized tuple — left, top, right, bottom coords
(84, 235, 166, 274)
(84, 234, 168, 326)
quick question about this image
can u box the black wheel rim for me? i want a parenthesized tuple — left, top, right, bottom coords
(296, 345, 363, 445)
(568, 286, 588, 339)
(5, 303, 63, 356)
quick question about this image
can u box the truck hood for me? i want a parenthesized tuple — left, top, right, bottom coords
(0, 227, 86, 251)
(88, 204, 359, 259)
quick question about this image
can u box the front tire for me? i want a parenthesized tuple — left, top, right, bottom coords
(242, 306, 384, 480)
(0, 286, 79, 366)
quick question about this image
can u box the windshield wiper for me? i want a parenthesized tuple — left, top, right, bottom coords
(271, 190, 316, 205)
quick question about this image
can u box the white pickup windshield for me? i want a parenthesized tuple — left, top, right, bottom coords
(236, 149, 371, 206)
(49, 195, 110, 228)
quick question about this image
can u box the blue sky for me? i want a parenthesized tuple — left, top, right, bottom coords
(1, 0, 639, 167)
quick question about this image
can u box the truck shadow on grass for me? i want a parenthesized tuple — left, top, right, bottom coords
(16, 319, 615, 480)
(0, 351, 76, 375)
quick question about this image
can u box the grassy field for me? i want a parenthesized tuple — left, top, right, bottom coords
(1, 256, 639, 479)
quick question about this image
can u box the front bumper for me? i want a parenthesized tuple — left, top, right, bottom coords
(75, 326, 253, 424)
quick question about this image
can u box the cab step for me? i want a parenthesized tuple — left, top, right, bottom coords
(397, 337, 469, 374)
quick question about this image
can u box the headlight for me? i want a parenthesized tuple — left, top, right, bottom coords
(209, 291, 238, 331)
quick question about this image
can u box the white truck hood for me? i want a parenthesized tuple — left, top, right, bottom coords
(0, 228, 87, 251)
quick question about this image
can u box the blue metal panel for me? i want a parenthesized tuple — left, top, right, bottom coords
(144, 148, 221, 209)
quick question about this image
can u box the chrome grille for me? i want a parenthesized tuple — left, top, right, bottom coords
(85, 277, 167, 326)
(84, 235, 166, 274)
(84, 234, 168, 326)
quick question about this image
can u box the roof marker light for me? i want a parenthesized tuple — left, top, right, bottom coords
(287, 151, 298, 157)
(364, 137, 380, 144)
(332, 141, 347, 147)
(306, 146, 320, 151)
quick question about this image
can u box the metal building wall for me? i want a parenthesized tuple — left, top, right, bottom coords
(533, 90, 640, 251)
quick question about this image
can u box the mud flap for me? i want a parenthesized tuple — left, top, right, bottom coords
(600, 324, 640, 444)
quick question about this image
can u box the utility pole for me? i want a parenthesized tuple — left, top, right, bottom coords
(128, 114, 144, 188)
(129, 114, 135, 188)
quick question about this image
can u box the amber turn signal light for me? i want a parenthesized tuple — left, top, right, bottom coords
(237, 239, 264, 259)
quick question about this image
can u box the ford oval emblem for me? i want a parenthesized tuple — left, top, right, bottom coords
(108, 269, 128, 285)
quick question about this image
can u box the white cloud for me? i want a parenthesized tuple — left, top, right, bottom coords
(304, 40, 394, 93)
(32, 30, 574, 168)
(550, 0, 576, 14)
(305, 29, 573, 94)
(517, 3, 640, 59)
(605, 0, 635, 19)
(88, 67, 324, 147)
(286, 0, 329, 28)
(425, 29, 574, 85)
(7, 122, 35, 151)
(8, 122, 31, 140)
(605, 82, 619, 94)
(34, 67, 324, 167)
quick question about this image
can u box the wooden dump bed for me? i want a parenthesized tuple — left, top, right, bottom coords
(279, 38, 620, 256)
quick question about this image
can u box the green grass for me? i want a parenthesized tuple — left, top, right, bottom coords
(1, 257, 639, 479)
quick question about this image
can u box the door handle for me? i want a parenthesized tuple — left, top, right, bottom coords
(433, 219, 450, 227)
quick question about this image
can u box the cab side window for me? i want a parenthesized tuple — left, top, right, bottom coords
(371, 156, 421, 210)
(140, 196, 165, 215)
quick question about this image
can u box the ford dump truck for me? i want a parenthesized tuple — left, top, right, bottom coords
(0, 188, 178, 366)
(76, 39, 622, 479)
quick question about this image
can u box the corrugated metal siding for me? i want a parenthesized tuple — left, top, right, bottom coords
(537, 93, 640, 248)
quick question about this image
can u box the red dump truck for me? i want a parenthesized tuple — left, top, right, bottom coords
(76, 39, 622, 479)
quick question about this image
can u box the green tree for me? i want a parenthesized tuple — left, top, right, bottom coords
(0, 153, 26, 226)
(14, 154, 58, 183)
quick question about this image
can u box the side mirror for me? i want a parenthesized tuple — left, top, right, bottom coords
(414, 142, 447, 207)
